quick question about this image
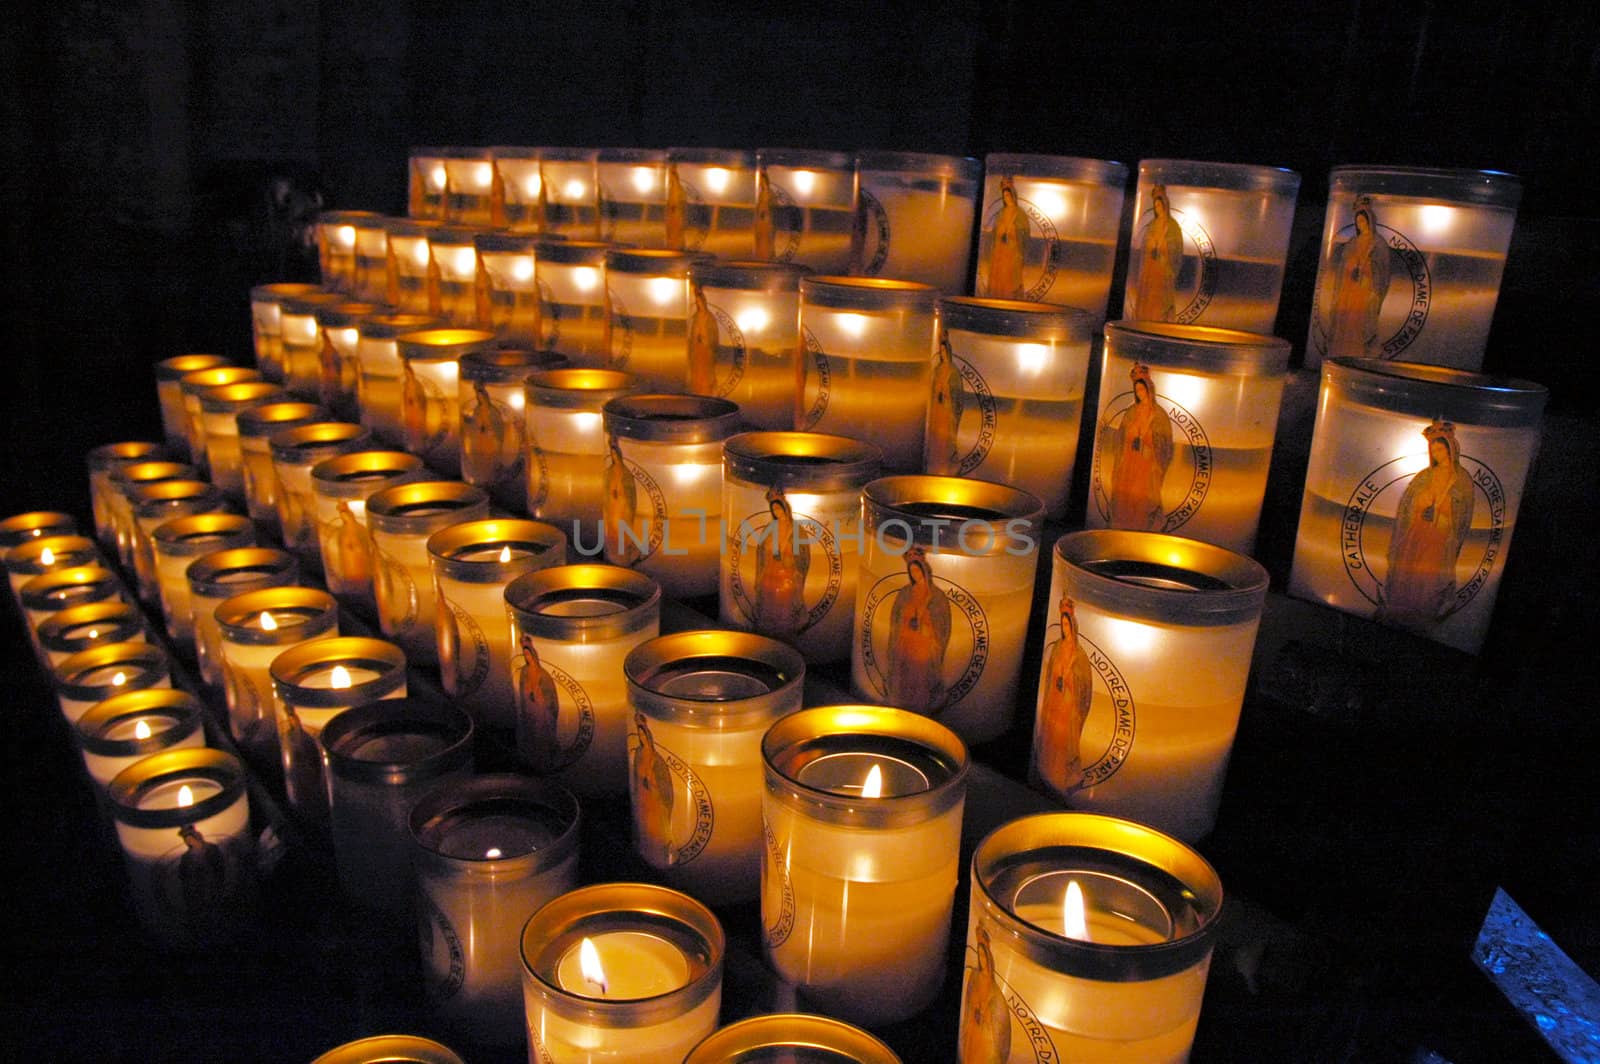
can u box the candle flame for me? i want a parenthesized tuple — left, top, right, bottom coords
(111, 671, 127, 687)
(563, 178, 587, 200)
(1063, 880, 1090, 942)
(86, 629, 99, 640)
(861, 763, 883, 799)
(735, 307, 770, 334)
(578, 936, 608, 995)
(1015, 343, 1049, 376)
(647, 276, 682, 307)
(704, 167, 730, 194)
(453, 247, 477, 276)
(511, 257, 535, 283)
(429, 164, 447, 191)
(791, 169, 817, 197)
(412, 240, 431, 267)
(572, 266, 600, 293)
(40, 547, 55, 565)
(499, 544, 512, 564)
(630, 166, 657, 194)
(331, 665, 353, 689)
(473, 162, 493, 190)
(259, 611, 279, 632)
(30, 527, 41, 537)
(177, 784, 195, 808)
(524, 174, 542, 198)
(485, 847, 503, 859)
(134, 719, 152, 740)
(336, 224, 356, 248)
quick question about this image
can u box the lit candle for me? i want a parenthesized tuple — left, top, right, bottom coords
(520, 882, 724, 1064)
(179, 366, 263, 476)
(269, 421, 372, 563)
(490, 147, 544, 230)
(385, 217, 445, 315)
(279, 291, 346, 396)
(684, 1014, 901, 1064)
(76, 689, 206, 790)
(250, 283, 321, 383)
(366, 481, 491, 666)
(626, 630, 805, 904)
(409, 146, 452, 220)
(475, 231, 546, 347)
(539, 147, 602, 240)
(7, 534, 102, 603)
(186, 547, 300, 687)
(686, 260, 807, 427)
(37, 600, 146, 668)
(1033, 530, 1267, 841)
(755, 148, 858, 273)
(1289, 358, 1547, 654)
(536, 239, 613, 366)
(107, 461, 192, 569)
(128, 479, 226, 604)
(395, 327, 496, 477)
(352, 312, 443, 445)
(216, 587, 340, 763)
(597, 148, 669, 248)
(86, 441, 165, 549)
(315, 209, 384, 293)
(54, 641, 171, 724)
(976, 153, 1129, 320)
(604, 248, 711, 391)
(149, 513, 254, 649)
(20, 565, 123, 661)
(237, 401, 328, 534)
(196, 380, 288, 503)
(459, 347, 567, 512)
(663, 147, 758, 259)
(154, 354, 229, 458)
(350, 214, 395, 303)
(309, 449, 426, 610)
(523, 368, 641, 532)
(439, 147, 496, 226)
(313, 300, 388, 420)
(311, 1035, 466, 1064)
(428, 225, 489, 325)
(761, 705, 969, 1026)
(852, 151, 982, 294)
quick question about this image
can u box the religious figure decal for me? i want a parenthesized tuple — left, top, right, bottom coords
(1034, 593, 1094, 797)
(1380, 419, 1474, 631)
(986, 174, 1028, 300)
(1325, 195, 1393, 359)
(1102, 363, 1174, 531)
(925, 328, 965, 475)
(631, 712, 676, 867)
(885, 546, 953, 715)
(517, 633, 563, 773)
(1132, 183, 1183, 322)
(686, 283, 719, 396)
(753, 484, 810, 638)
(960, 924, 1012, 1064)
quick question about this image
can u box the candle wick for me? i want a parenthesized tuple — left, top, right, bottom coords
(586, 974, 608, 996)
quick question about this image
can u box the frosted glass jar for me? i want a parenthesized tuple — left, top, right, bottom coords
(852, 150, 981, 294)
(310, 449, 426, 609)
(597, 147, 668, 248)
(395, 327, 496, 477)
(605, 248, 710, 392)
(197, 380, 287, 503)
(459, 347, 567, 512)
(187, 547, 300, 686)
(664, 148, 758, 259)
(539, 147, 601, 240)
(537, 239, 612, 366)
(686, 260, 807, 428)
(238, 401, 327, 533)
(755, 148, 857, 273)
(366, 481, 491, 666)
(354, 312, 443, 444)
(524, 368, 641, 533)
(155, 354, 229, 458)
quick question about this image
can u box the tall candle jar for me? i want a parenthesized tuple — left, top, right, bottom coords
(475, 231, 545, 346)
(460, 347, 568, 512)
(352, 214, 395, 303)
(355, 312, 443, 444)
(537, 239, 613, 366)
(429, 225, 489, 325)
(150, 512, 255, 649)
(721, 431, 882, 663)
(926, 298, 1094, 519)
(107, 748, 254, 947)
(314, 300, 389, 419)
(755, 148, 857, 272)
(38, 601, 147, 668)
(386, 218, 444, 315)
(506, 564, 662, 797)
(961, 812, 1223, 1064)
(853, 476, 1044, 744)
(797, 276, 938, 472)
(686, 260, 807, 427)
(491, 147, 544, 230)
(88, 441, 165, 549)
(409, 147, 452, 219)
(269, 421, 372, 562)
(1034, 530, 1268, 841)
(322, 699, 474, 911)
(761, 704, 969, 1026)
(519, 882, 725, 1064)
(598, 147, 668, 248)
(270, 636, 408, 823)
(601, 394, 741, 598)
(428, 518, 568, 737)
(1307, 167, 1521, 371)
(217, 587, 340, 762)
(976, 153, 1129, 318)
(109, 462, 195, 570)
(237, 401, 328, 532)
(316, 209, 383, 292)
(310, 449, 427, 609)
(367, 481, 491, 666)
(685, 1015, 901, 1064)
(155, 354, 229, 458)
(441, 148, 497, 226)
(664, 148, 758, 259)
(313, 1036, 465, 1064)
(76, 689, 205, 791)
(605, 248, 710, 391)
(55, 642, 171, 724)
(187, 547, 300, 686)
(8, 534, 103, 601)
(540, 147, 602, 240)
(280, 290, 347, 396)
(1087, 322, 1290, 554)
(1289, 358, 1547, 653)
(20, 566, 124, 659)
(626, 630, 805, 904)
(251, 282, 321, 382)
(852, 151, 982, 294)
(129, 479, 227, 603)
(1122, 159, 1300, 333)
(396, 328, 497, 477)
(198, 380, 288, 502)
(180, 366, 263, 476)
(524, 368, 641, 532)
(411, 775, 581, 1046)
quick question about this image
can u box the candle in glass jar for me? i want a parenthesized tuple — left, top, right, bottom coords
(491, 147, 544, 230)
(353, 312, 443, 445)
(386, 218, 444, 315)
(755, 149, 858, 273)
(686, 260, 807, 427)
(55, 642, 171, 724)
(440, 147, 497, 226)
(197, 380, 288, 503)
(310, 449, 426, 609)
(475, 232, 544, 346)
(186, 547, 300, 686)
(109, 462, 196, 570)
(20, 565, 123, 660)
(38, 601, 146, 669)
(597, 148, 669, 248)
(396, 328, 496, 477)
(269, 421, 372, 563)
(2, 512, 78, 570)
(761, 705, 968, 1026)
(540, 147, 602, 240)
(237, 401, 328, 533)
(852, 151, 981, 294)
(524, 368, 641, 533)
(216, 587, 340, 763)
(251, 283, 321, 383)
(316, 209, 383, 293)
(459, 348, 567, 513)
(155, 354, 230, 458)
(8, 534, 102, 602)
(684, 1014, 901, 1064)
(76, 689, 206, 790)
(409, 147, 452, 219)
(537, 239, 613, 366)
(180, 366, 263, 476)
(129, 479, 227, 604)
(366, 481, 491, 666)
(87, 442, 165, 549)
(151, 512, 255, 649)
(663, 148, 758, 259)
(312, 1035, 466, 1064)
(351, 214, 395, 303)
(314, 300, 389, 419)
(428, 226, 489, 325)
(280, 291, 347, 396)
(605, 248, 711, 392)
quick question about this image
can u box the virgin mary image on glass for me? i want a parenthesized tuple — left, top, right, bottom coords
(1131, 183, 1183, 322)
(1379, 418, 1474, 632)
(1323, 195, 1392, 359)
(1101, 363, 1173, 531)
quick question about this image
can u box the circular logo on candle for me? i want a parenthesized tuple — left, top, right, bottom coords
(857, 548, 990, 717)
(666, 167, 708, 252)
(849, 188, 891, 276)
(400, 361, 451, 457)
(761, 821, 796, 949)
(981, 182, 1061, 301)
(1131, 198, 1217, 324)
(526, 434, 551, 512)
(728, 488, 844, 640)
(607, 286, 635, 370)
(514, 645, 596, 773)
(1090, 376, 1212, 535)
(372, 546, 421, 637)
(418, 891, 465, 1002)
(221, 661, 270, 749)
(1311, 203, 1433, 360)
(629, 717, 714, 870)
(151, 826, 248, 935)
(926, 336, 998, 478)
(603, 447, 668, 569)
(687, 288, 745, 398)
(1034, 610, 1136, 796)
(796, 327, 831, 430)
(460, 387, 524, 489)
(762, 181, 802, 263)
(439, 597, 491, 699)
(961, 933, 1060, 1063)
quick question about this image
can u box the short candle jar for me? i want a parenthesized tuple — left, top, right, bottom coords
(280, 291, 347, 396)
(475, 231, 545, 346)
(314, 300, 389, 418)
(269, 421, 372, 562)
(1288, 358, 1547, 654)
(459, 347, 567, 512)
(523, 368, 641, 532)
(312, 1035, 466, 1064)
(428, 225, 490, 325)
(38, 600, 146, 668)
(720, 431, 883, 663)
(396, 327, 497, 477)
(441, 148, 497, 226)
(197, 380, 288, 502)
(409, 147, 452, 220)
(316, 209, 383, 292)
(626, 630, 806, 904)
(491, 147, 544, 230)
(366, 481, 491, 666)
(797, 276, 939, 472)
(663, 148, 758, 259)
(351, 214, 395, 303)
(605, 248, 710, 392)
(1307, 167, 1521, 371)
(155, 354, 230, 458)
(1033, 531, 1268, 841)
(684, 1014, 902, 1064)
(540, 147, 602, 240)
(2, 511, 77, 560)
(976, 153, 1129, 318)
(411, 775, 581, 1046)
(385, 218, 444, 315)
(87, 441, 165, 549)
(754, 148, 857, 273)
(238, 401, 329, 533)
(960, 812, 1223, 1064)
(852, 475, 1044, 745)
(926, 298, 1093, 519)
(180, 366, 264, 476)
(1122, 159, 1300, 333)
(537, 239, 613, 366)
(354, 312, 444, 444)
(251, 283, 321, 383)
(128, 479, 227, 603)
(597, 147, 668, 248)
(7, 533, 102, 604)
(852, 150, 982, 294)
(20, 566, 124, 659)
(187, 547, 301, 686)
(601, 394, 741, 599)
(428, 518, 568, 737)
(109, 462, 196, 570)
(151, 512, 256, 649)
(1087, 322, 1290, 554)
(310, 449, 427, 609)
(761, 704, 969, 1026)
(55, 641, 171, 725)
(76, 689, 205, 791)
(216, 586, 340, 763)
(686, 260, 807, 427)
(506, 564, 662, 797)
(519, 882, 725, 1064)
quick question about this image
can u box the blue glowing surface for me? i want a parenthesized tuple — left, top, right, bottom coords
(1473, 887, 1600, 1064)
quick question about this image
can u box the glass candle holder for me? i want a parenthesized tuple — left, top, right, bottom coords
(1, 509, 74, 550)
(237, 401, 328, 532)
(761, 704, 969, 1026)
(38, 601, 146, 669)
(491, 147, 545, 230)
(506, 564, 662, 797)
(355, 311, 443, 444)
(311, 449, 427, 608)
(475, 231, 545, 346)
(598, 147, 668, 248)
(755, 148, 857, 273)
(537, 239, 613, 366)
(685, 1014, 901, 1064)
(1034, 531, 1268, 841)
(601, 394, 741, 598)
(280, 291, 347, 396)
(386, 218, 445, 315)
(459, 348, 567, 511)
(1122, 159, 1300, 333)
(8, 534, 102, 602)
(397, 328, 497, 476)
(251, 283, 322, 383)
(409, 147, 451, 220)
(1307, 167, 1521, 371)
(76, 689, 205, 791)
(129, 479, 227, 603)
(107, 748, 253, 947)
(217, 586, 340, 762)
(367, 481, 491, 666)
(313, 1036, 465, 1064)
(315, 300, 389, 418)
(109, 462, 196, 570)
(686, 260, 807, 426)
(720, 431, 882, 663)
(852, 151, 982, 294)
(198, 381, 287, 502)
(270, 636, 408, 823)
(1087, 322, 1290, 553)
(20, 566, 123, 659)
(151, 512, 255, 649)
(626, 630, 805, 904)
(187, 547, 300, 686)
(1289, 359, 1547, 653)
(316, 209, 384, 293)
(429, 225, 489, 325)
(352, 214, 395, 303)
(976, 153, 1129, 318)
(605, 248, 710, 391)
(270, 421, 372, 561)
(927, 298, 1094, 519)
(55, 642, 171, 724)
(180, 366, 264, 476)
(852, 476, 1044, 744)
(155, 354, 230, 458)
(664, 148, 758, 259)
(540, 147, 602, 239)
(441, 148, 497, 226)
(411, 775, 581, 1046)
(519, 882, 724, 1064)
(524, 368, 641, 532)
(88, 441, 165, 549)
(961, 812, 1223, 1063)
(428, 518, 568, 736)
(797, 276, 938, 472)
(322, 698, 474, 911)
